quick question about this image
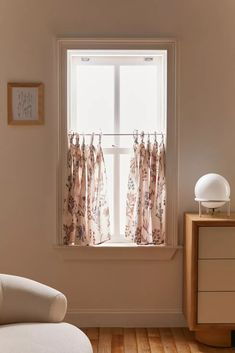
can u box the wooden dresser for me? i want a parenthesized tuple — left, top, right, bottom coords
(184, 213, 235, 347)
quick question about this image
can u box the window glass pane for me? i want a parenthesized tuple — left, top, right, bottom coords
(104, 154, 114, 236)
(119, 154, 131, 235)
(120, 64, 165, 147)
(67, 52, 168, 242)
(71, 65, 115, 147)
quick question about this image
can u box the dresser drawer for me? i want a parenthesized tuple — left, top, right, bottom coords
(198, 259, 235, 291)
(198, 292, 235, 323)
(199, 227, 235, 259)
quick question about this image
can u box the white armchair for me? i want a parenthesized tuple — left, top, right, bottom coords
(0, 274, 93, 353)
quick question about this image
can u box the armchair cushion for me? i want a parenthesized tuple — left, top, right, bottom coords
(0, 323, 92, 353)
(0, 275, 67, 324)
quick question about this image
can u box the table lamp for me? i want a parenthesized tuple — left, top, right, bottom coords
(194, 173, 230, 216)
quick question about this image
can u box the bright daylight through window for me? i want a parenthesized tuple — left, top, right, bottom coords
(66, 49, 167, 244)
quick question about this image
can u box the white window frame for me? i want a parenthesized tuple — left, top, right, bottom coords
(57, 38, 178, 248)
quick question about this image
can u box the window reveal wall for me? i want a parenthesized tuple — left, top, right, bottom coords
(58, 38, 178, 247)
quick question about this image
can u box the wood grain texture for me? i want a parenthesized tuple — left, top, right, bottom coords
(136, 328, 151, 353)
(171, 328, 190, 353)
(83, 327, 233, 353)
(184, 213, 198, 330)
(124, 328, 137, 353)
(184, 213, 235, 331)
(159, 328, 177, 353)
(112, 334, 124, 353)
(98, 328, 112, 353)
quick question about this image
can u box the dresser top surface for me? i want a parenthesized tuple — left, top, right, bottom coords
(185, 213, 235, 222)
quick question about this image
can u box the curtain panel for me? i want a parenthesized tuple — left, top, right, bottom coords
(62, 132, 166, 246)
(63, 134, 111, 246)
(125, 136, 166, 245)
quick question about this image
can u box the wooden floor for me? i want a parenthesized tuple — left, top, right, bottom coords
(82, 328, 234, 353)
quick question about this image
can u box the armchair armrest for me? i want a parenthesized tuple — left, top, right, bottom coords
(0, 274, 67, 325)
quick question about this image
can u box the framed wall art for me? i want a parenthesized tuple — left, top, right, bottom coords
(8, 82, 44, 125)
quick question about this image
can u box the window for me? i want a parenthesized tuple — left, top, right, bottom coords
(58, 39, 178, 246)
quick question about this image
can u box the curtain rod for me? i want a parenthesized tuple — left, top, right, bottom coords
(68, 132, 165, 136)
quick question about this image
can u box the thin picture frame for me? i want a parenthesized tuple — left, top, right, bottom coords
(8, 82, 44, 125)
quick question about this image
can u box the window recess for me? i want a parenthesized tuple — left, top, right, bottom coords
(57, 39, 178, 247)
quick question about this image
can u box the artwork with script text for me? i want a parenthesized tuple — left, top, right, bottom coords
(8, 83, 44, 125)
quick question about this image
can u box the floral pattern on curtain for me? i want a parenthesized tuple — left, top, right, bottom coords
(63, 134, 111, 246)
(125, 134, 166, 245)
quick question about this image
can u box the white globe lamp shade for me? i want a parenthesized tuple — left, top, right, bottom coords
(195, 173, 230, 209)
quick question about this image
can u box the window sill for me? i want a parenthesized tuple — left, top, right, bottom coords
(53, 244, 182, 261)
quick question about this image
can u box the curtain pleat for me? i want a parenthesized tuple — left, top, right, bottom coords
(125, 137, 166, 245)
(125, 142, 139, 240)
(94, 144, 111, 243)
(62, 135, 111, 246)
(156, 139, 166, 244)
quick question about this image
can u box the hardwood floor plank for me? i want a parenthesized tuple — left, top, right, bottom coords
(85, 328, 234, 353)
(124, 328, 137, 353)
(113, 328, 124, 335)
(147, 328, 164, 353)
(171, 328, 191, 353)
(98, 328, 112, 353)
(87, 328, 99, 340)
(182, 328, 219, 353)
(149, 336, 164, 353)
(182, 328, 194, 340)
(91, 339, 99, 353)
(112, 334, 124, 353)
(182, 328, 205, 353)
(159, 328, 177, 353)
(136, 328, 151, 353)
(147, 328, 161, 338)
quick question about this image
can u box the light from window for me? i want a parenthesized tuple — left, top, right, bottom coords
(67, 50, 167, 242)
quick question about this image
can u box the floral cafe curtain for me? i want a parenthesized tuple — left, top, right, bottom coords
(63, 133, 111, 246)
(125, 133, 166, 245)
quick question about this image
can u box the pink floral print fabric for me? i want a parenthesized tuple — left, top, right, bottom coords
(125, 137, 166, 245)
(63, 134, 111, 245)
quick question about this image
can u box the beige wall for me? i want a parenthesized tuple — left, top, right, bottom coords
(0, 0, 234, 326)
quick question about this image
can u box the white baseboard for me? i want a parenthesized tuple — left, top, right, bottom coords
(65, 309, 186, 327)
